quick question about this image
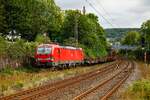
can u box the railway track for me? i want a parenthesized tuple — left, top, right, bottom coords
(73, 61, 134, 100)
(0, 61, 122, 100)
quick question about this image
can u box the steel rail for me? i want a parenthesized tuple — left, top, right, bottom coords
(19, 61, 123, 100)
(0, 61, 122, 100)
(100, 61, 134, 100)
(73, 62, 129, 100)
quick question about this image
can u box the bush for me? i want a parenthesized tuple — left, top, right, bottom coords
(0, 67, 14, 75)
(131, 80, 150, 99)
(80, 44, 107, 58)
(0, 36, 7, 56)
(0, 84, 8, 92)
(35, 34, 51, 44)
(0, 37, 38, 69)
(13, 81, 24, 90)
(6, 39, 26, 60)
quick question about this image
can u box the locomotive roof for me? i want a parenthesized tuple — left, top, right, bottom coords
(38, 44, 59, 47)
(38, 44, 82, 50)
(60, 46, 82, 50)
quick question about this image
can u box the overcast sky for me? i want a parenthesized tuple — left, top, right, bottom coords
(55, 0, 150, 28)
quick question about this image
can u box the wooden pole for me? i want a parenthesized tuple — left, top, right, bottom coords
(74, 14, 78, 47)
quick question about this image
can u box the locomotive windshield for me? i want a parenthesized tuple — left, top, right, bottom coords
(37, 47, 52, 54)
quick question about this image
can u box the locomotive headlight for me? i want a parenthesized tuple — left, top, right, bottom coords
(45, 58, 51, 60)
(37, 57, 54, 61)
(37, 58, 42, 61)
(37, 58, 50, 60)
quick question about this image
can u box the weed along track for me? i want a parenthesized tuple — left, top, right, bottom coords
(0, 60, 135, 100)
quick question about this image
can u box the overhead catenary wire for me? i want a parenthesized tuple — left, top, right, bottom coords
(85, 0, 116, 28)
(96, 0, 111, 18)
(94, 0, 121, 28)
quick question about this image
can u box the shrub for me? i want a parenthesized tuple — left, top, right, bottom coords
(0, 84, 8, 92)
(0, 37, 38, 69)
(0, 36, 7, 56)
(13, 81, 24, 90)
(131, 80, 150, 99)
(6, 39, 26, 60)
(35, 34, 51, 44)
(0, 67, 14, 75)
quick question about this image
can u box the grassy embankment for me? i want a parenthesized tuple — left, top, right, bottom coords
(121, 62, 150, 100)
(0, 62, 112, 97)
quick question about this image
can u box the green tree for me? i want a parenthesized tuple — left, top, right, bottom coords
(61, 10, 81, 41)
(0, 36, 7, 56)
(2, 0, 62, 41)
(0, 1, 7, 34)
(141, 20, 150, 48)
(63, 37, 77, 47)
(35, 33, 51, 44)
(61, 10, 107, 58)
(122, 31, 140, 45)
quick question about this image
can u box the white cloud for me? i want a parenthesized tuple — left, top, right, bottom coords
(55, 0, 150, 28)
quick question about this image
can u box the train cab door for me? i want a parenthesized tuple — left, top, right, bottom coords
(57, 48, 61, 64)
(53, 48, 61, 65)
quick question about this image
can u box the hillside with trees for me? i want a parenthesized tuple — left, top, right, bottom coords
(105, 28, 140, 41)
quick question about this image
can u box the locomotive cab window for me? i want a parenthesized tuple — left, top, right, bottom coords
(37, 47, 52, 54)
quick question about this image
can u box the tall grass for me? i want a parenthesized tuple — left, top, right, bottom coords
(121, 62, 150, 100)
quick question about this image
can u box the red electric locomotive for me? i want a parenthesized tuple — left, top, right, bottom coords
(35, 44, 84, 67)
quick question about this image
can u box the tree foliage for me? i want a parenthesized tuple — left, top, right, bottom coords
(122, 31, 140, 45)
(1, 0, 62, 41)
(35, 33, 51, 44)
(0, 1, 7, 34)
(0, 36, 7, 56)
(61, 10, 81, 41)
(106, 28, 140, 39)
(61, 10, 107, 58)
(141, 20, 150, 48)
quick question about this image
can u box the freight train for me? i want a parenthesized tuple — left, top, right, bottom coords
(34, 44, 116, 67)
